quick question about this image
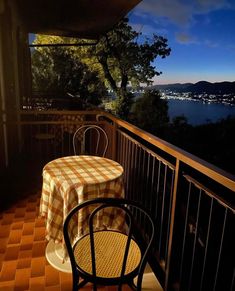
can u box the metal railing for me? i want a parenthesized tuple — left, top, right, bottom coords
(19, 110, 235, 291)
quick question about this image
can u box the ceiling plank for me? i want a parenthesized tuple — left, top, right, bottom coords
(13, 0, 141, 39)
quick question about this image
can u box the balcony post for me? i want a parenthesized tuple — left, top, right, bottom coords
(164, 158, 180, 290)
(111, 121, 117, 161)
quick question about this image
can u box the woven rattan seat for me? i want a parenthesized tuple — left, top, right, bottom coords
(63, 197, 156, 291)
(74, 231, 141, 278)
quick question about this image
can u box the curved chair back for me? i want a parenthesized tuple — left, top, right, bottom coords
(63, 197, 156, 291)
(72, 125, 108, 157)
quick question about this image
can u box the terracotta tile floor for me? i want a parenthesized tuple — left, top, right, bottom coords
(0, 191, 133, 291)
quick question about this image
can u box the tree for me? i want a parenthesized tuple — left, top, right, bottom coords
(31, 35, 107, 107)
(31, 18, 171, 114)
(87, 18, 171, 118)
(131, 90, 169, 134)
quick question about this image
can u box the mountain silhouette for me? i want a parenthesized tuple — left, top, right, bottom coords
(152, 81, 235, 94)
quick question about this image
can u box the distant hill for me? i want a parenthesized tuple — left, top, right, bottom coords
(150, 83, 193, 92)
(151, 81, 235, 94)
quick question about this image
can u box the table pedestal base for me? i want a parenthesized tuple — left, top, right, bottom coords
(45, 240, 72, 273)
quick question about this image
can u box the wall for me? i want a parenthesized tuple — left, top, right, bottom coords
(0, 0, 30, 172)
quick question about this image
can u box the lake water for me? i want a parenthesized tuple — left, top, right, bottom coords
(167, 98, 235, 125)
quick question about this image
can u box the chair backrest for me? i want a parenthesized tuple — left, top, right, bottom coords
(72, 125, 108, 157)
(63, 197, 155, 290)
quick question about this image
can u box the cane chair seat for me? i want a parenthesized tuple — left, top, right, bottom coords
(74, 230, 141, 278)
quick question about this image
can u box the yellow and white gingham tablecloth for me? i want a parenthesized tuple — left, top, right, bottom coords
(40, 155, 125, 258)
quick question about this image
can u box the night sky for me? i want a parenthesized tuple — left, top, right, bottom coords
(129, 0, 235, 84)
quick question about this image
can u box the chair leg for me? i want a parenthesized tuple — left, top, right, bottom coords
(93, 282, 97, 291)
(77, 279, 89, 289)
(128, 280, 137, 291)
(73, 274, 79, 291)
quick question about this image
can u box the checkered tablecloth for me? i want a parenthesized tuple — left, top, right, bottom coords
(40, 155, 125, 260)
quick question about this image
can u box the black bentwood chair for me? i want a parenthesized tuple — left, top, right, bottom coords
(72, 125, 108, 157)
(63, 197, 155, 291)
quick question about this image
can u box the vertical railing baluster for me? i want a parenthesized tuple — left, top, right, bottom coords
(132, 143, 138, 202)
(199, 197, 214, 291)
(165, 158, 180, 291)
(155, 159, 161, 221)
(230, 267, 235, 291)
(122, 133, 126, 184)
(159, 164, 167, 257)
(141, 149, 146, 206)
(125, 138, 131, 196)
(146, 152, 151, 208)
(188, 188, 202, 290)
(150, 155, 156, 214)
(213, 208, 228, 291)
(112, 122, 117, 161)
(116, 131, 121, 163)
(128, 142, 135, 200)
(179, 181, 192, 289)
(164, 170, 175, 266)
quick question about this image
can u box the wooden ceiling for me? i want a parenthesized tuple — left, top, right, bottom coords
(13, 0, 141, 39)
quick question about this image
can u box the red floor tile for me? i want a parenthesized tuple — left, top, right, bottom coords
(31, 257, 46, 277)
(14, 208, 26, 218)
(25, 211, 37, 220)
(0, 260, 17, 281)
(14, 268, 31, 290)
(20, 235, 34, 251)
(0, 239, 7, 253)
(1, 213, 15, 225)
(8, 229, 22, 244)
(17, 257, 31, 269)
(0, 225, 10, 239)
(35, 217, 45, 227)
(0, 281, 15, 291)
(45, 265, 60, 287)
(32, 241, 46, 257)
(22, 222, 35, 235)
(18, 249, 33, 259)
(4, 245, 20, 261)
(34, 226, 45, 241)
(29, 276, 45, 291)
(11, 221, 24, 230)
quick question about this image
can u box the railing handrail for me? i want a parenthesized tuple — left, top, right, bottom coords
(19, 109, 235, 192)
(19, 109, 103, 115)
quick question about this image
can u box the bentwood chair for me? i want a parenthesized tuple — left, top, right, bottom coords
(63, 197, 155, 291)
(72, 125, 108, 157)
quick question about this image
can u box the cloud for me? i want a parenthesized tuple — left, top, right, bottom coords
(196, 0, 231, 13)
(175, 34, 220, 47)
(133, 0, 231, 27)
(134, 0, 193, 26)
(175, 32, 199, 44)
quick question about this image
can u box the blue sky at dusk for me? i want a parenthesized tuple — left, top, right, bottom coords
(129, 0, 235, 84)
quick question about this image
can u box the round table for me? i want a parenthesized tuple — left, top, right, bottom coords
(40, 155, 125, 272)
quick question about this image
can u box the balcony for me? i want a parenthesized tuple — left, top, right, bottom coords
(0, 1, 234, 289)
(0, 109, 234, 290)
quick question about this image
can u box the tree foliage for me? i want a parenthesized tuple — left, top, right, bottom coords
(87, 18, 171, 117)
(131, 89, 169, 134)
(31, 35, 107, 107)
(31, 18, 171, 114)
